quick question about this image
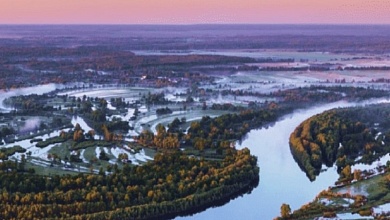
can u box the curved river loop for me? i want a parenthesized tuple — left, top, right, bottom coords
(1, 86, 389, 219)
(180, 98, 390, 220)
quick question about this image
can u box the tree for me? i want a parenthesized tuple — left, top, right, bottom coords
(354, 169, 362, 181)
(73, 130, 84, 142)
(99, 167, 105, 176)
(74, 123, 82, 131)
(102, 124, 113, 141)
(59, 130, 67, 139)
(99, 149, 109, 161)
(280, 203, 291, 219)
(154, 124, 166, 148)
(19, 154, 26, 171)
(138, 130, 154, 146)
(168, 118, 181, 133)
(341, 165, 352, 179)
(194, 138, 206, 151)
(202, 101, 207, 110)
(106, 164, 113, 172)
(86, 130, 96, 140)
(118, 153, 129, 163)
(186, 96, 194, 103)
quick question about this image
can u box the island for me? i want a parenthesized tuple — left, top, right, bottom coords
(285, 103, 390, 219)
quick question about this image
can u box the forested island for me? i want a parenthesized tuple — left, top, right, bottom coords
(285, 103, 390, 219)
(290, 103, 390, 181)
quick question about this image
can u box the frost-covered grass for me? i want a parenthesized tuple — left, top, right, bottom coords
(83, 147, 97, 161)
(107, 108, 136, 121)
(110, 146, 138, 164)
(95, 147, 102, 157)
(336, 185, 369, 197)
(58, 87, 151, 100)
(133, 109, 228, 134)
(374, 203, 390, 215)
(352, 153, 390, 173)
(335, 213, 374, 219)
(132, 49, 352, 62)
(47, 144, 70, 159)
(79, 149, 89, 163)
(109, 146, 153, 165)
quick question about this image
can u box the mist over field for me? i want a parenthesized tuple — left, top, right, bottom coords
(1, 24, 390, 219)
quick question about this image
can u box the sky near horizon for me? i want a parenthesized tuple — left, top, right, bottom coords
(0, 0, 390, 24)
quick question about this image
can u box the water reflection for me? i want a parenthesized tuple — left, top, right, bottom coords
(2, 84, 389, 219)
(172, 177, 259, 220)
(180, 99, 390, 220)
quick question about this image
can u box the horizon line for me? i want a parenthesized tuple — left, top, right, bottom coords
(1, 23, 390, 26)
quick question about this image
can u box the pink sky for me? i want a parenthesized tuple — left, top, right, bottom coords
(0, 0, 390, 24)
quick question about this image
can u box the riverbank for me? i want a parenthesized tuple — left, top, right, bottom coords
(0, 148, 260, 219)
(280, 170, 390, 220)
(282, 103, 390, 219)
(2, 84, 390, 219)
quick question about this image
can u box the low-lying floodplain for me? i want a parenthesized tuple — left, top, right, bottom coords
(1, 25, 390, 219)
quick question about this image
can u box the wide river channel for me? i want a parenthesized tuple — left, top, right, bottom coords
(181, 99, 389, 220)
(1, 86, 388, 219)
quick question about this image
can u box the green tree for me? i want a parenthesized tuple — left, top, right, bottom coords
(194, 138, 206, 151)
(280, 203, 291, 219)
(99, 149, 109, 161)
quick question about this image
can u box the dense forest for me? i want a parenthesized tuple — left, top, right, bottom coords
(0, 148, 258, 219)
(0, 90, 264, 219)
(290, 103, 390, 181)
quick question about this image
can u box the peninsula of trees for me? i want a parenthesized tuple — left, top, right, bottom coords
(289, 103, 390, 181)
(0, 147, 258, 219)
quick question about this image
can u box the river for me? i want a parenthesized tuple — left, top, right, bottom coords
(180, 99, 390, 220)
(1, 86, 389, 219)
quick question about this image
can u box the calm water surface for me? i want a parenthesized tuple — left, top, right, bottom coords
(181, 99, 389, 220)
(1, 86, 388, 219)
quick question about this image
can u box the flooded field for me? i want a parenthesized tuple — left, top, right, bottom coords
(133, 49, 354, 62)
(2, 40, 390, 219)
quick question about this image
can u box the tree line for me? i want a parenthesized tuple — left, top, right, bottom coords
(289, 103, 390, 181)
(0, 148, 258, 219)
